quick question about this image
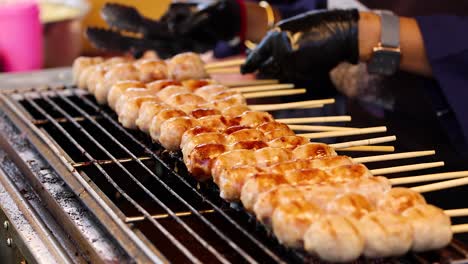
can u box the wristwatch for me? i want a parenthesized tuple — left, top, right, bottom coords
(367, 10, 401, 75)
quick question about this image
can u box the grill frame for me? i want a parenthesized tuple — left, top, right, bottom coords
(0, 85, 467, 263)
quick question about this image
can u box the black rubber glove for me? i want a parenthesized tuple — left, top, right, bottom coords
(86, 1, 241, 59)
(241, 9, 360, 83)
(161, 0, 242, 42)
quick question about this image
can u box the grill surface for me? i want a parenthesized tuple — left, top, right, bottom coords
(1, 86, 468, 263)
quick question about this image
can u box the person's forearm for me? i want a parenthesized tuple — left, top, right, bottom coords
(244, 1, 281, 43)
(358, 12, 433, 77)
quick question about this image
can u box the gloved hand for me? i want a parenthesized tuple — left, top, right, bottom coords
(161, 0, 242, 42)
(86, 1, 242, 59)
(241, 9, 360, 83)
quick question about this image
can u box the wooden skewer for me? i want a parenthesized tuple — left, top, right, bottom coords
(371, 161, 445, 176)
(204, 58, 246, 70)
(299, 126, 387, 139)
(330, 136, 397, 149)
(288, 125, 357, 132)
(412, 176, 468, 193)
(223, 79, 279, 87)
(250, 99, 335, 111)
(391, 171, 468, 185)
(452, 224, 468, 234)
(354, 150, 435, 164)
(206, 67, 240, 74)
(243, 89, 306, 99)
(277, 115, 349, 124)
(337, 146, 395, 152)
(444, 208, 468, 217)
(232, 84, 295, 93)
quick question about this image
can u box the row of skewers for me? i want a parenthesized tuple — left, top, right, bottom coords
(72, 52, 468, 263)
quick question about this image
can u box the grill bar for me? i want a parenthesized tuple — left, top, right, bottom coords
(72, 157, 152, 168)
(23, 95, 207, 264)
(125, 209, 216, 223)
(74, 91, 289, 263)
(32, 115, 100, 125)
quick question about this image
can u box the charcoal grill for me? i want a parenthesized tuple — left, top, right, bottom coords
(0, 69, 468, 263)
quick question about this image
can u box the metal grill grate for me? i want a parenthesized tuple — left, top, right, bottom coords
(1, 86, 468, 263)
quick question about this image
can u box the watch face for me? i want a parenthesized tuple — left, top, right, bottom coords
(368, 49, 401, 76)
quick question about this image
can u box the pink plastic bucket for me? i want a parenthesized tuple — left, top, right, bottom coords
(0, 1, 43, 72)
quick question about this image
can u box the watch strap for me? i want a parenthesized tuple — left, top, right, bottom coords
(379, 11, 400, 48)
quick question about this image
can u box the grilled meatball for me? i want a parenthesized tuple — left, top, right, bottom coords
(86, 66, 108, 93)
(211, 149, 257, 180)
(268, 136, 309, 150)
(240, 173, 289, 212)
(197, 115, 235, 131)
(235, 111, 274, 127)
(96, 63, 139, 104)
(257, 121, 291, 133)
(304, 215, 364, 263)
(226, 128, 266, 144)
(292, 143, 337, 160)
(198, 95, 245, 110)
(149, 109, 187, 141)
(115, 88, 153, 115)
(402, 204, 452, 252)
(254, 185, 340, 225)
(156, 85, 192, 102)
(255, 147, 293, 167)
(187, 143, 227, 181)
(327, 164, 372, 184)
(146, 80, 182, 92)
(217, 166, 264, 201)
(230, 140, 268, 150)
(72, 56, 104, 86)
(182, 132, 227, 164)
(344, 176, 393, 206)
(165, 93, 207, 108)
(264, 128, 296, 141)
(180, 126, 217, 150)
(118, 96, 160, 129)
(269, 156, 354, 174)
(327, 193, 375, 219)
(194, 84, 228, 99)
(159, 117, 197, 151)
(359, 212, 413, 258)
(79, 57, 129, 89)
(209, 90, 241, 101)
(190, 108, 221, 119)
(168, 52, 208, 80)
(222, 105, 251, 117)
(377, 187, 426, 214)
(107, 80, 146, 110)
(136, 102, 168, 133)
(135, 59, 168, 82)
(284, 168, 330, 184)
(272, 199, 324, 248)
(182, 79, 217, 90)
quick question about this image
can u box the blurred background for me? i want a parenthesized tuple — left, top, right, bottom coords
(0, 0, 170, 72)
